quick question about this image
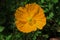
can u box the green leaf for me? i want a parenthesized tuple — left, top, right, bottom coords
(46, 0, 50, 2)
(47, 12, 54, 19)
(20, 2, 25, 6)
(0, 26, 4, 32)
(15, 33, 23, 38)
(48, 3, 53, 10)
(41, 0, 44, 3)
(0, 34, 4, 40)
(44, 8, 49, 13)
(52, 0, 58, 3)
(6, 34, 12, 40)
(32, 31, 42, 40)
(58, 21, 60, 25)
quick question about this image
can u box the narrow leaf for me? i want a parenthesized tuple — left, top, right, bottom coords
(0, 26, 4, 32)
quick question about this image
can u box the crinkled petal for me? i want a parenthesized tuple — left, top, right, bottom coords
(16, 23, 37, 33)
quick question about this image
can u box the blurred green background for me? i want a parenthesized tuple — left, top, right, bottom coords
(0, 0, 60, 40)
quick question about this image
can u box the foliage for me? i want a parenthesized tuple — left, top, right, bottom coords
(0, 0, 60, 40)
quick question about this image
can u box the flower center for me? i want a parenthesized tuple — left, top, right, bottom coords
(27, 17, 32, 22)
(27, 17, 36, 26)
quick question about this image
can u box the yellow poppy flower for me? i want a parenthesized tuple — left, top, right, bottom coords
(15, 3, 46, 33)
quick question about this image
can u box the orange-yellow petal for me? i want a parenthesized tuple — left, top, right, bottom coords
(25, 3, 40, 17)
(16, 21, 37, 33)
(33, 7, 46, 30)
(36, 18, 46, 30)
(15, 7, 29, 21)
